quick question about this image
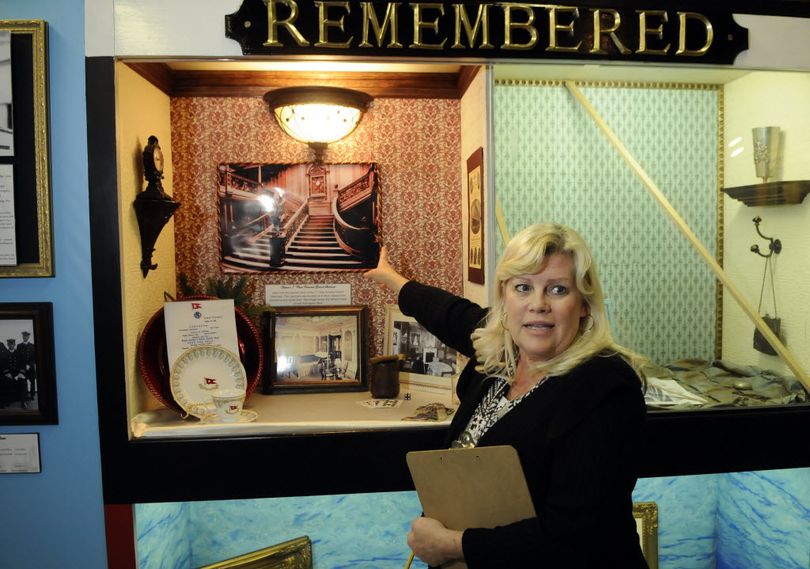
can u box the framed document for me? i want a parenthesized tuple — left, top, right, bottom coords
(0, 21, 52, 278)
(466, 147, 484, 285)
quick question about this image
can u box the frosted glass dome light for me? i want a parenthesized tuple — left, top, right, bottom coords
(264, 86, 373, 161)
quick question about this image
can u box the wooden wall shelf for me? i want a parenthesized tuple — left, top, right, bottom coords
(723, 180, 810, 206)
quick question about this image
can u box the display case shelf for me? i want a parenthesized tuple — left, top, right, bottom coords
(723, 180, 810, 206)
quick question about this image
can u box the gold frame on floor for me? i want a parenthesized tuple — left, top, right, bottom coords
(634, 501, 659, 569)
(198, 536, 312, 569)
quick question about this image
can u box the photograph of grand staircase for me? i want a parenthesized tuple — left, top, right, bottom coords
(219, 162, 380, 273)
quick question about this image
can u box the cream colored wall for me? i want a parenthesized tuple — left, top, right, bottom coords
(116, 62, 177, 420)
(722, 71, 810, 376)
(460, 67, 490, 306)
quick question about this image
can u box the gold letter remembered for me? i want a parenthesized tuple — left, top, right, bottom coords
(360, 2, 402, 48)
(502, 4, 538, 50)
(315, 1, 353, 47)
(676, 12, 713, 56)
(547, 5, 581, 53)
(589, 8, 630, 55)
(637, 10, 670, 55)
(265, 0, 309, 47)
(411, 3, 447, 49)
(452, 3, 493, 49)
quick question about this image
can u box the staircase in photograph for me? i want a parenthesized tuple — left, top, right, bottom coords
(283, 215, 363, 270)
(222, 235, 273, 272)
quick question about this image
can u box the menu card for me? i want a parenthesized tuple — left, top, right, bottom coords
(164, 299, 239, 370)
(0, 165, 17, 265)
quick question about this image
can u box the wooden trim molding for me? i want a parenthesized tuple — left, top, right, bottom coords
(457, 65, 481, 98)
(125, 61, 174, 96)
(123, 62, 477, 99)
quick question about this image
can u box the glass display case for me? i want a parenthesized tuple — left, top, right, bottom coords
(87, 9, 810, 507)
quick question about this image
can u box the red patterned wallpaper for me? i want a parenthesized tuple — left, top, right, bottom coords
(170, 96, 462, 356)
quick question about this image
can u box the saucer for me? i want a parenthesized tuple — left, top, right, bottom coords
(200, 409, 258, 424)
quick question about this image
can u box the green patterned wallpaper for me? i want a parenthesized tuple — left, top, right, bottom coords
(493, 81, 720, 365)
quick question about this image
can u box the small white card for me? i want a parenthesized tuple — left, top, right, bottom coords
(0, 433, 40, 473)
(0, 164, 17, 266)
(265, 283, 352, 307)
(163, 299, 239, 370)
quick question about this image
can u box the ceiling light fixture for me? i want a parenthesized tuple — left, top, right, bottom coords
(263, 86, 373, 162)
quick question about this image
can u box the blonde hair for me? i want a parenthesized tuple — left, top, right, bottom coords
(471, 223, 645, 382)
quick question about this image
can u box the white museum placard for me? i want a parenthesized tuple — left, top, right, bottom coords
(164, 299, 239, 370)
(0, 433, 40, 474)
(265, 283, 352, 307)
(0, 164, 16, 265)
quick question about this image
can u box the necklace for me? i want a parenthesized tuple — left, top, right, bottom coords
(452, 377, 548, 448)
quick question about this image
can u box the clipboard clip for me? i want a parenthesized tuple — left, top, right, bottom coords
(450, 431, 475, 449)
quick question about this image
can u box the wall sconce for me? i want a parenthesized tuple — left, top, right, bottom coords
(752, 126, 781, 183)
(263, 86, 373, 162)
(133, 135, 180, 277)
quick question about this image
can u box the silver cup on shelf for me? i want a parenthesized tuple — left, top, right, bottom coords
(752, 126, 781, 183)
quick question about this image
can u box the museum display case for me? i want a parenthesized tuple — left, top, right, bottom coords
(87, 2, 810, 509)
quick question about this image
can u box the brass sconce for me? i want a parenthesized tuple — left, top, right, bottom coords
(263, 86, 373, 162)
(133, 136, 180, 277)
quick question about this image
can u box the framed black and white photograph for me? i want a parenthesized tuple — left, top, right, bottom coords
(264, 305, 368, 394)
(383, 304, 459, 393)
(0, 29, 14, 157)
(0, 302, 57, 425)
(0, 21, 53, 278)
(218, 162, 380, 273)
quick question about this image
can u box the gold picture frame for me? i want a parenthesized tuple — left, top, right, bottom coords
(0, 20, 52, 278)
(633, 502, 659, 569)
(199, 536, 312, 569)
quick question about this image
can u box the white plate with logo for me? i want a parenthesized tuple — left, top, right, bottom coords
(170, 346, 247, 418)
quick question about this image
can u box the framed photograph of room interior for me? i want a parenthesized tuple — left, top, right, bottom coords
(0, 20, 53, 278)
(0, 302, 57, 425)
(383, 304, 459, 394)
(218, 162, 380, 273)
(264, 305, 369, 393)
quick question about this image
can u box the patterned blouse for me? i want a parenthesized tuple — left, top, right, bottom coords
(453, 376, 549, 448)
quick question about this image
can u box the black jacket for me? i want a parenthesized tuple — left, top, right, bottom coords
(400, 280, 648, 569)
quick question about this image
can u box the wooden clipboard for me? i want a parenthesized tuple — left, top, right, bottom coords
(406, 445, 536, 569)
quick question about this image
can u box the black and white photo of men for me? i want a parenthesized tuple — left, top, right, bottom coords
(0, 320, 36, 412)
(0, 30, 13, 157)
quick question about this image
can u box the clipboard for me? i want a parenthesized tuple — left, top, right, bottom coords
(406, 445, 536, 569)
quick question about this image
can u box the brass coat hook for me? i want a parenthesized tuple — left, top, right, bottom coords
(750, 216, 782, 258)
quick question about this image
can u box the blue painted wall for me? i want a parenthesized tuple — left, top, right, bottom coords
(0, 1, 107, 568)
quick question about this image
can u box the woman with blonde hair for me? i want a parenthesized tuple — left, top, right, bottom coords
(365, 223, 648, 569)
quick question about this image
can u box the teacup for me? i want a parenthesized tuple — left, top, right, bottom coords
(211, 388, 246, 422)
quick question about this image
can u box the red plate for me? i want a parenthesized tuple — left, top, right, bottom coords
(136, 296, 264, 413)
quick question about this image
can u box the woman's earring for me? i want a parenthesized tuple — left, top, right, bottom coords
(500, 312, 509, 330)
